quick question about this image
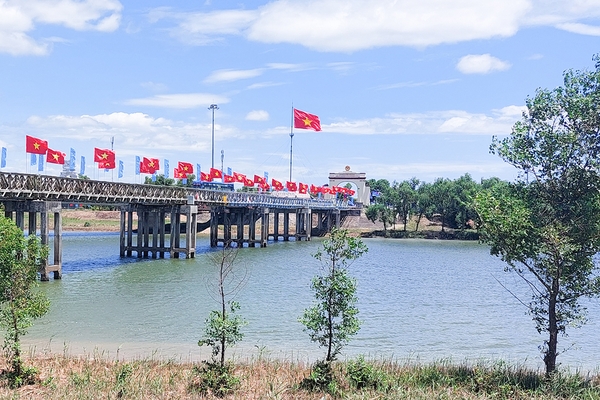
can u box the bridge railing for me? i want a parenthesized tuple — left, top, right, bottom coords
(0, 172, 355, 210)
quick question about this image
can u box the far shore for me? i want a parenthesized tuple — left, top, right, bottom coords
(53, 209, 478, 240)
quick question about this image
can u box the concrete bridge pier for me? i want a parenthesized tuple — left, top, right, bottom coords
(210, 206, 268, 248)
(295, 207, 312, 241)
(120, 203, 197, 259)
(3, 200, 62, 281)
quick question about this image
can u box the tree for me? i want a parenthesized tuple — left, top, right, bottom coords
(144, 174, 175, 186)
(475, 54, 600, 375)
(392, 178, 419, 231)
(0, 217, 50, 386)
(365, 203, 395, 235)
(300, 228, 368, 363)
(198, 245, 247, 367)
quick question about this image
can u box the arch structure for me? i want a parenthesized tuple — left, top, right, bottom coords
(328, 167, 371, 207)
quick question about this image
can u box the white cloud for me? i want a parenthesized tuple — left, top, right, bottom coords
(246, 110, 269, 121)
(204, 68, 265, 83)
(325, 107, 524, 135)
(246, 81, 284, 90)
(154, 1, 600, 52)
(376, 79, 459, 90)
(456, 54, 511, 74)
(556, 22, 600, 36)
(141, 81, 169, 92)
(23, 112, 237, 154)
(0, 0, 122, 56)
(124, 93, 230, 109)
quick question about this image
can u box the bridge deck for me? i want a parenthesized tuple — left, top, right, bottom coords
(0, 172, 352, 210)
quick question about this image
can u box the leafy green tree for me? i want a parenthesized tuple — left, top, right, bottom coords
(475, 54, 600, 375)
(365, 203, 395, 235)
(392, 178, 419, 231)
(414, 181, 432, 231)
(300, 228, 368, 363)
(176, 174, 196, 187)
(427, 178, 457, 231)
(0, 217, 50, 386)
(198, 245, 247, 367)
(452, 173, 479, 229)
(144, 174, 175, 186)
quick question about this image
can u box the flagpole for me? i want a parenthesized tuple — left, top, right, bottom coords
(111, 136, 114, 182)
(289, 105, 294, 182)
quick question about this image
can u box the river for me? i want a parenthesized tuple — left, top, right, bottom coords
(23, 233, 600, 373)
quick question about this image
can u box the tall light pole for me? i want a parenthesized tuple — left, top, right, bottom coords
(209, 104, 219, 169)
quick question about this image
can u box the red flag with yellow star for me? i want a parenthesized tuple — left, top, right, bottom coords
(47, 148, 65, 164)
(25, 135, 48, 154)
(293, 108, 321, 131)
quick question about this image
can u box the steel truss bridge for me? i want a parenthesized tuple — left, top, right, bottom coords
(0, 172, 351, 210)
(0, 172, 356, 280)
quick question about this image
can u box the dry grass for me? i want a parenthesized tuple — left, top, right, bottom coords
(0, 353, 599, 399)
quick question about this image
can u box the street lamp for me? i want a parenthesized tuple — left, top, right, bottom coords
(209, 104, 219, 168)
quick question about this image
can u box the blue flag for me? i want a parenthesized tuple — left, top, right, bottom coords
(182, 178, 187, 185)
(80, 156, 86, 175)
(118, 160, 124, 178)
(135, 156, 140, 175)
(264, 171, 269, 181)
(38, 154, 44, 172)
(1, 147, 6, 168)
(196, 163, 201, 180)
(227, 167, 232, 176)
(30, 153, 36, 166)
(164, 159, 169, 178)
(69, 148, 76, 170)
(151, 173, 157, 182)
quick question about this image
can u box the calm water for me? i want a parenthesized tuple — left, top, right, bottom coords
(24, 233, 600, 372)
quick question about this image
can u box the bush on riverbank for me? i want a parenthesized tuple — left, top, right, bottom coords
(362, 228, 479, 240)
(1, 353, 599, 399)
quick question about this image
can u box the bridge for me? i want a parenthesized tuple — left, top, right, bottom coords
(0, 172, 357, 280)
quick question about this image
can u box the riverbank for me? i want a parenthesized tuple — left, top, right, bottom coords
(58, 209, 478, 240)
(1, 353, 598, 399)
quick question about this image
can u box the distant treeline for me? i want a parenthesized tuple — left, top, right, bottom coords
(366, 174, 507, 233)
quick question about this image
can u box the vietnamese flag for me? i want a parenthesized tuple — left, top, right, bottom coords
(99, 159, 116, 169)
(271, 179, 284, 191)
(47, 148, 65, 164)
(347, 188, 356, 196)
(253, 174, 265, 185)
(94, 148, 115, 163)
(142, 157, 159, 174)
(210, 167, 222, 179)
(233, 171, 245, 183)
(224, 174, 235, 183)
(173, 168, 186, 179)
(201, 171, 213, 182)
(298, 183, 308, 194)
(178, 161, 193, 174)
(286, 181, 297, 192)
(243, 177, 254, 187)
(25, 135, 48, 155)
(259, 182, 270, 191)
(310, 184, 321, 194)
(293, 108, 321, 131)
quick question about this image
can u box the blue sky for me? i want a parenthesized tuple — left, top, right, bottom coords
(1, 0, 599, 186)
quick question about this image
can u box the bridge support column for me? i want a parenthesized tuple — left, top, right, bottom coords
(283, 211, 290, 241)
(210, 208, 219, 247)
(272, 211, 279, 241)
(248, 209, 257, 247)
(3, 201, 62, 281)
(294, 208, 312, 241)
(260, 208, 269, 247)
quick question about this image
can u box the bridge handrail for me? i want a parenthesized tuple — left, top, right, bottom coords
(0, 172, 354, 210)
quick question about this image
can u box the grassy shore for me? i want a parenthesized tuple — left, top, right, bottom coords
(1, 353, 599, 399)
